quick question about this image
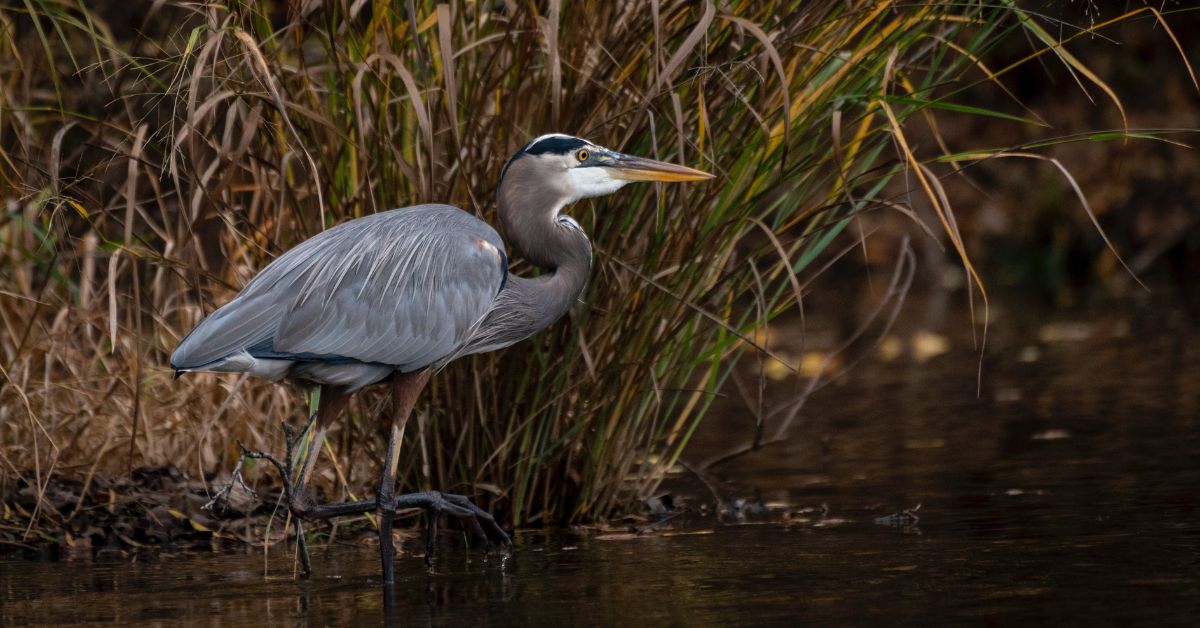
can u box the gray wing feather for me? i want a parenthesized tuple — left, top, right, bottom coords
(172, 204, 506, 373)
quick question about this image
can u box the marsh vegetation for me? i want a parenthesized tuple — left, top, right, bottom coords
(1, 0, 1196, 555)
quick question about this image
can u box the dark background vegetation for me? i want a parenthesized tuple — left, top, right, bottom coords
(931, 5, 1200, 302)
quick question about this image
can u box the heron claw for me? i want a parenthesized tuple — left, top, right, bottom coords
(395, 491, 512, 563)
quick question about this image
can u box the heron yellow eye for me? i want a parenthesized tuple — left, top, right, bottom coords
(576, 149, 590, 162)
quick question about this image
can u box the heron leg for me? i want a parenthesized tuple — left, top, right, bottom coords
(377, 370, 430, 584)
(257, 373, 509, 582)
(287, 386, 350, 515)
(283, 385, 350, 576)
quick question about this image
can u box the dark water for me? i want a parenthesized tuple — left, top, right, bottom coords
(2, 293, 1199, 625)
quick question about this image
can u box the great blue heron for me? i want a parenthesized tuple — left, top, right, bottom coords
(171, 134, 712, 582)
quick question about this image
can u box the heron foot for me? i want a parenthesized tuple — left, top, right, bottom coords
(392, 491, 512, 565)
(208, 428, 511, 580)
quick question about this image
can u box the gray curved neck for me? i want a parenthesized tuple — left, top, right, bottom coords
(495, 175, 593, 335)
(500, 261, 589, 335)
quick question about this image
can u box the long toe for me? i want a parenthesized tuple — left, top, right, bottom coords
(432, 499, 489, 541)
(439, 493, 511, 549)
(391, 491, 511, 557)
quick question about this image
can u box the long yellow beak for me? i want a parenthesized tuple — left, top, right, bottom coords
(605, 154, 714, 182)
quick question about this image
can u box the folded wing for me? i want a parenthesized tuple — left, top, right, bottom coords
(171, 204, 507, 375)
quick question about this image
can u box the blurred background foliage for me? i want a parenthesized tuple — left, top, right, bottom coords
(0, 0, 1196, 538)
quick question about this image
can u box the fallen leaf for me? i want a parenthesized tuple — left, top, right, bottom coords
(1039, 322, 1092, 343)
(764, 358, 792, 381)
(800, 351, 835, 378)
(1032, 429, 1071, 441)
(995, 387, 1022, 402)
(877, 335, 903, 362)
(911, 331, 950, 363)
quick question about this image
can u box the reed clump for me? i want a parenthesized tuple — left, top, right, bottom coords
(1, 1, 1193, 540)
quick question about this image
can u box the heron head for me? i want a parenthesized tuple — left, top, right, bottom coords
(500, 134, 713, 206)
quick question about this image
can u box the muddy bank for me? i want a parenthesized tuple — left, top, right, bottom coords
(3, 465, 286, 558)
